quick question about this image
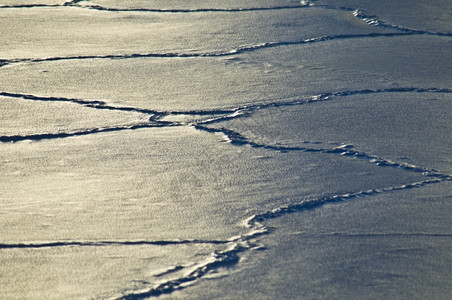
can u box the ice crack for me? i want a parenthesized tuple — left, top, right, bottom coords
(0, 239, 229, 249)
(2, 32, 447, 69)
(115, 176, 447, 299)
(0, 1, 310, 12)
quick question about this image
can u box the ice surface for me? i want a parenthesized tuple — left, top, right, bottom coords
(0, 6, 392, 60)
(87, 0, 306, 10)
(1, 35, 450, 111)
(312, 0, 452, 34)
(1, 243, 218, 299)
(0, 0, 63, 5)
(1, 127, 425, 242)
(1, 0, 451, 299)
(1, 127, 428, 298)
(183, 181, 452, 299)
(206, 92, 452, 173)
(0, 96, 149, 137)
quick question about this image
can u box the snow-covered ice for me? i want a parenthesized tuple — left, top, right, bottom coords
(1, 0, 451, 299)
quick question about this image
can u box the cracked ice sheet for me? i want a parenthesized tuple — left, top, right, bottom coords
(0, 96, 149, 137)
(0, 127, 425, 243)
(206, 92, 452, 173)
(0, 6, 390, 60)
(0, 126, 428, 298)
(1, 35, 450, 112)
(0, 243, 218, 299)
(181, 181, 452, 299)
(0, 125, 428, 298)
(312, 0, 452, 34)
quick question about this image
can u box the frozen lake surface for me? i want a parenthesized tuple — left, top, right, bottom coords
(1, 0, 451, 299)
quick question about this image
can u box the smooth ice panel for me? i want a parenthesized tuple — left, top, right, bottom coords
(206, 92, 452, 173)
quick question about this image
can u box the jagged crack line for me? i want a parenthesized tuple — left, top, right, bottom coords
(246, 178, 445, 227)
(320, 87, 452, 98)
(192, 87, 452, 179)
(307, 3, 452, 36)
(0, 0, 89, 9)
(325, 146, 452, 179)
(0, 122, 174, 143)
(2, 1, 449, 36)
(0, 239, 229, 249)
(70, 3, 311, 13)
(2, 87, 450, 144)
(151, 87, 452, 127)
(0, 0, 311, 12)
(193, 125, 452, 180)
(115, 177, 446, 299)
(4, 87, 448, 118)
(0, 32, 438, 69)
(351, 9, 452, 36)
(63, 0, 86, 5)
(115, 97, 450, 298)
(0, 91, 106, 106)
(192, 111, 246, 126)
(0, 4, 61, 9)
(116, 243, 246, 299)
(152, 266, 186, 278)
(295, 232, 452, 238)
(193, 87, 452, 126)
(0, 91, 168, 117)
